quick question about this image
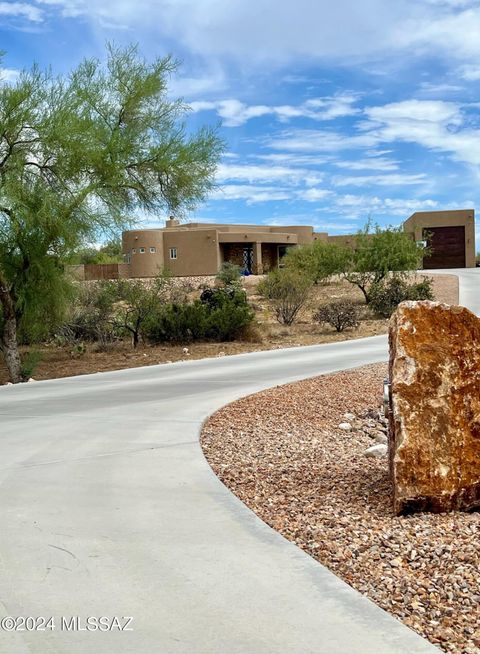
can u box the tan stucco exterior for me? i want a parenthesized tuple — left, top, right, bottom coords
(122, 221, 316, 277)
(403, 209, 475, 268)
(119, 210, 476, 278)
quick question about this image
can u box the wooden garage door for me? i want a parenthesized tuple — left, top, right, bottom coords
(423, 226, 465, 269)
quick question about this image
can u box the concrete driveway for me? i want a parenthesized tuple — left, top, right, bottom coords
(0, 269, 477, 653)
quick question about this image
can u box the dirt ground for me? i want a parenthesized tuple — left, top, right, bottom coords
(0, 273, 458, 384)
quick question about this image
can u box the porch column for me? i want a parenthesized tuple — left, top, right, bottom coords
(252, 241, 263, 275)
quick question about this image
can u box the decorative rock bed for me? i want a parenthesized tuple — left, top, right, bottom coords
(201, 363, 480, 654)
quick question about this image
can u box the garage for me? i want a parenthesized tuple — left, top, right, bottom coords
(423, 225, 466, 269)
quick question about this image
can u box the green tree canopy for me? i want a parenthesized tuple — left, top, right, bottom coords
(0, 44, 223, 381)
(344, 222, 426, 303)
(68, 238, 123, 265)
(284, 239, 350, 283)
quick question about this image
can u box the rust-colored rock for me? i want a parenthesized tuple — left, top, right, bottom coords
(389, 300, 480, 514)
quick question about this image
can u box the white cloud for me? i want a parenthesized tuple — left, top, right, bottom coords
(0, 68, 21, 83)
(333, 173, 428, 187)
(23, 0, 480, 77)
(458, 65, 480, 81)
(215, 163, 323, 186)
(254, 153, 334, 165)
(268, 99, 480, 168)
(212, 184, 292, 204)
(364, 99, 461, 125)
(268, 129, 376, 152)
(334, 157, 399, 171)
(334, 194, 438, 212)
(362, 99, 480, 165)
(300, 188, 333, 202)
(170, 68, 226, 98)
(0, 2, 43, 21)
(190, 94, 359, 127)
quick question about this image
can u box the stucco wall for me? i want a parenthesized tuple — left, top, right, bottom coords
(404, 209, 475, 268)
(162, 229, 221, 276)
(271, 226, 313, 244)
(123, 230, 165, 277)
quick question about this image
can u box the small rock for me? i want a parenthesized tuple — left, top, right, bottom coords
(343, 412, 356, 421)
(374, 433, 388, 444)
(364, 443, 388, 458)
(27, 378, 36, 383)
(182, 347, 189, 354)
(338, 422, 352, 431)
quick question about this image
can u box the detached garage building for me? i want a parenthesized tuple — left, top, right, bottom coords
(404, 209, 475, 269)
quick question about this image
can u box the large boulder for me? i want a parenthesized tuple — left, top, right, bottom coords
(389, 300, 480, 514)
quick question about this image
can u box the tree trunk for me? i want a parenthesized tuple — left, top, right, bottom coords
(132, 330, 139, 348)
(358, 284, 370, 304)
(0, 283, 23, 383)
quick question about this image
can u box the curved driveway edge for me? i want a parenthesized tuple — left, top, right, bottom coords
(0, 269, 477, 653)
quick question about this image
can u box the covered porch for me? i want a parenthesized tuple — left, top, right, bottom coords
(218, 232, 298, 274)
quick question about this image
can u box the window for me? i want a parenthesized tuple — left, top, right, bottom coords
(139, 247, 146, 254)
(132, 248, 136, 254)
(149, 246, 156, 253)
(169, 247, 177, 260)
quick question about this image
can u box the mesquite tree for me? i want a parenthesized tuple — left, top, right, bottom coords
(344, 222, 426, 303)
(0, 45, 223, 382)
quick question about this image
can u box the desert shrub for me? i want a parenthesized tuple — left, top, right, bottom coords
(205, 302, 254, 341)
(200, 286, 247, 310)
(257, 269, 312, 325)
(284, 240, 350, 284)
(56, 282, 117, 347)
(216, 261, 242, 287)
(369, 276, 434, 317)
(344, 221, 428, 303)
(145, 291, 254, 343)
(104, 273, 172, 348)
(145, 302, 209, 343)
(313, 301, 360, 332)
(20, 350, 42, 379)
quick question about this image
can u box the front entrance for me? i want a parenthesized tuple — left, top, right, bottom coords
(222, 243, 254, 273)
(242, 246, 253, 273)
(423, 226, 466, 268)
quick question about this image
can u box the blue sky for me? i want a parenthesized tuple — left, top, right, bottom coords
(2, 0, 480, 245)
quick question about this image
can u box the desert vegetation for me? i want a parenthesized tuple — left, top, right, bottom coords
(0, 239, 456, 384)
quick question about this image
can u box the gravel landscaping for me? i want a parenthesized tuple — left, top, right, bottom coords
(201, 363, 480, 654)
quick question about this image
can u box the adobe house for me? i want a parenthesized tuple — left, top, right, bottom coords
(403, 209, 475, 269)
(120, 209, 476, 278)
(122, 219, 329, 278)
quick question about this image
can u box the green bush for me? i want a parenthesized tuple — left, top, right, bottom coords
(200, 286, 247, 309)
(216, 262, 242, 286)
(57, 283, 117, 346)
(284, 240, 350, 284)
(313, 301, 360, 332)
(20, 350, 42, 379)
(257, 269, 312, 325)
(145, 302, 209, 343)
(145, 291, 254, 343)
(369, 276, 434, 317)
(344, 221, 427, 303)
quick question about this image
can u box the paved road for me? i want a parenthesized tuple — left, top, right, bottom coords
(0, 270, 477, 654)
